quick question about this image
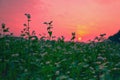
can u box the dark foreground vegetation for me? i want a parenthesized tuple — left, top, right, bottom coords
(0, 14, 120, 80)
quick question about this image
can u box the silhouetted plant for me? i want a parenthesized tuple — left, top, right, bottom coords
(57, 36, 65, 42)
(44, 21, 53, 40)
(21, 13, 38, 41)
(0, 23, 13, 38)
(39, 34, 46, 41)
(21, 13, 31, 40)
(71, 32, 76, 41)
(20, 13, 39, 54)
(25, 13, 31, 28)
(29, 30, 38, 41)
(94, 33, 106, 42)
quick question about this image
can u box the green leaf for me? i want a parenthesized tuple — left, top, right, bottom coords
(48, 31, 52, 37)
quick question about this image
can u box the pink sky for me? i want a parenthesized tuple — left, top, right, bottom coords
(0, 0, 120, 42)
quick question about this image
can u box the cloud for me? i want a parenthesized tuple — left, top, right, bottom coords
(93, 0, 119, 4)
(0, 0, 44, 13)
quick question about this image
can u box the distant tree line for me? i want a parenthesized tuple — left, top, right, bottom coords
(109, 30, 120, 43)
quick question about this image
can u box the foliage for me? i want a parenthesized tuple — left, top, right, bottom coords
(0, 14, 120, 80)
(0, 23, 13, 38)
(0, 34, 120, 80)
(44, 21, 53, 40)
(21, 13, 38, 41)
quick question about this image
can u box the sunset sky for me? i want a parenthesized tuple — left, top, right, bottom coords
(0, 0, 120, 42)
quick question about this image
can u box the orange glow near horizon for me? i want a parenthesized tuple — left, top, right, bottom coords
(0, 0, 120, 42)
(78, 37, 82, 41)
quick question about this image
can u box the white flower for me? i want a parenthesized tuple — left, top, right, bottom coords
(46, 61, 50, 64)
(68, 78, 74, 80)
(40, 52, 48, 57)
(99, 65, 104, 70)
(95, 61, 101, 64)
(89, 67, 94, 70)
(83, 64, 89, 68)
(59, 75, 68, 79)
(55, 62, 60, 67)
(24, 69, 28, 72)
(115, 62, 120, 66)
(67, 71, 70, 74)
(97, 56, 105, 61)
(11, 53, 19, 57)
(55, 71, 60, 75)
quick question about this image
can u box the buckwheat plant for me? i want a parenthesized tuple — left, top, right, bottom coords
(21, 13, 31, 40)
(0, 23, 13, 38)
(71, 32, 76, 41)
(44, 21, 53, 40)
(94, 33, 106, 42)
(57, 36, 65, 42)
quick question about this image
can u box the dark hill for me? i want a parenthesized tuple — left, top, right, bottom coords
(109, 30, 120, 43)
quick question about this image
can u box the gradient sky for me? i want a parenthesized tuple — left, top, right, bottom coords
(0, 0, 120, 41)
